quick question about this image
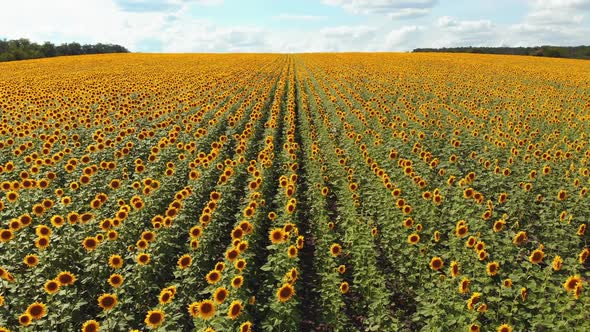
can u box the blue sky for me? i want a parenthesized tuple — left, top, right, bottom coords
(0, 0, 589, 52)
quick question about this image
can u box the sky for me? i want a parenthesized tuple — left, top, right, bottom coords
(0, 0, 589, 52)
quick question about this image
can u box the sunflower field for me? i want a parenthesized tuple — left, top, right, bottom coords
(0, 53, 589, 332)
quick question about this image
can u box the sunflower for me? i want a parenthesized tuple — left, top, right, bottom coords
(402, 205, 412, 214)
(0, 229, 13, 242)
(141, 230, 155, 242)
(215, 262, 226, 271)
(82, 237, 98, 251)
(552, 256, 563, 271)
(337, 265, 346, 274)
(455, 223, 468, 238)
(108, 274, 124, 288)
(109, 255, 124, 269)
(56, 271, 76, 286)
(23, 254, 39, 267)
(450, 261, 459, 278)
(239, 220, 254, 234)
(206, 270, 221, 285)
(529, 249, 544, 264)
(107, 230, 118, 241)
(137, 253, 151, 265)
(98, 293, 117, 311)
(520, 287, 527, 302)
(226, 248, 240, 262)
(493, 219, 505, 232)
(227, 300, 243, 320)
(231, 227, 244, 240)
(486, 262, 499, 276)
(19, 313, 32, 327)
(240, 321, 253, 332)
(429, 257, 444, 271)
(466, 292, 481, 310)
(210, 191, 221, 201)
(145, 309, 165, 329)
(512, 231, 527, 245)
(330, 243, 342, 257)
(189, 225, 203, 238)
(287, 245, 298, 258)
(463, 236, 475, 248)
(277, 283, 295, 302)
(497, 324, 512, 332)
(402, 217, 414, 228)
(433, 230, 440, 242)
(35, 225, 52, 238)
(578, 224, 587, 236)
(6, 191, 18, 203)
(231, 276, 244, 289)
(177, 254, 192, 269)
(477, 303, 488, 313)
(81, 320, 100, 332)
(503, 279, 513, 288)
(235, 259, 247, 271)
(7, 220, 19, 231)
(187, 302, 200, 317)
(198, 300, 216, 320)
(163, 285, 177, 297)
(31, 203, 45, 216)
(340, 281, 350, 294)
(159, 290, 174, 305)
(26, 301, 47, 319)
(580, 248, 589, 264)
(35, 236, 50, 250)
(458, 278, 470, 294)
(463, 188, 474, 199)
(469, 323, 481, 332)
(269, 228, 286, 244)
(477, 250, 488, 261)
(213, 287, 229, 304)
(574, 282, 583, 299)
(564, 275, 582, 292)
(136, 239, 149, 250)
(44, 279, 60, 294)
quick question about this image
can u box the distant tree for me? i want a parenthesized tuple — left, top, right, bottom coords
(412, 45, 589, 60)
(0, 38, 129, 62)
(41, 42, 56, 57)
(0, 40, 8, 54)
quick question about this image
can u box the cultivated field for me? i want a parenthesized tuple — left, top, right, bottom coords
(0, 53, 589, 331)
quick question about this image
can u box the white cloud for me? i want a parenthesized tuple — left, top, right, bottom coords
(385, 25, 424, 48)
(320, 25, 378, 38)
(0, 0, 227, 52)
(321, 0, 437, 18)
(530, 0, 590, 10)
(498, 0, 590, 46)
(272, 14, 327, 21)
(388, 8, 431, 19)
(437, 16, 494, 32)
(114, 0, 222, 12)
(0, 0, 587, 53)
(526, 10, 584, 26)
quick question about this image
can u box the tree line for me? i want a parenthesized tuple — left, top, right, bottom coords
(412, 46, 590, 60)
(0, 38, 129, 62)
